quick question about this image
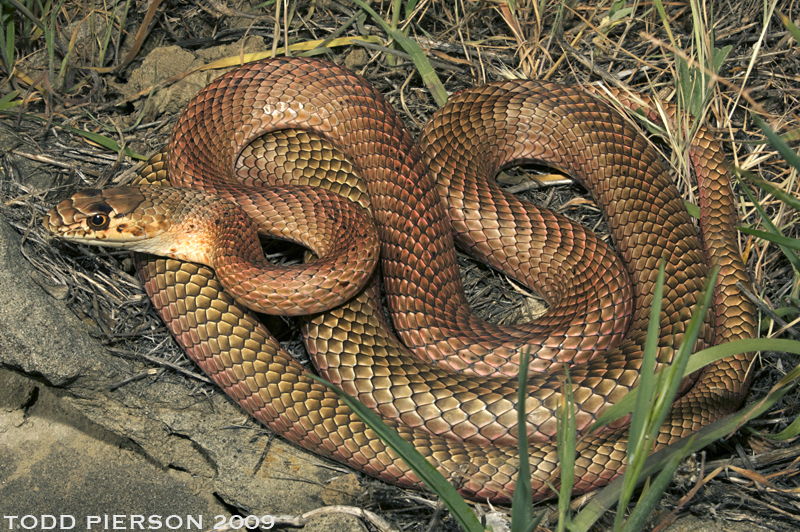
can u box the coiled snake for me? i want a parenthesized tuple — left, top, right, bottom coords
(44, 58, 755, 501)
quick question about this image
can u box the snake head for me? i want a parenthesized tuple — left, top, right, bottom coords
(42, 185, 218, 266)
(44, 186, 170, 244)
(44, 184, 267, 269)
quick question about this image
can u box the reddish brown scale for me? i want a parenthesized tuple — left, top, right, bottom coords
(95, 58, 752, 501)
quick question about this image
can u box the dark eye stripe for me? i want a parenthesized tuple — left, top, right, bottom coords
(88, 202, 113, 215)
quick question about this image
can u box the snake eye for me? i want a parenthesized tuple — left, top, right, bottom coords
(87, 213, 109, 230)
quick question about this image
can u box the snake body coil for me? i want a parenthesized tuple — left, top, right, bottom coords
(45, 58, 755, 501)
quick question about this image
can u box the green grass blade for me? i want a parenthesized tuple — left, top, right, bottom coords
(308, 375, 484, 532)
(625, 270, 714, 531)
(60, 122, 147, 160)
(0, 90, 21, 110)
(0, 2, 14, 71)
(693, 338, 800, 362)
(570, 366, 798, 531)
(737, 174, 800, 274)
(648, 268, 718, 436)
(556, 366, 576, 532)
(711, 45, 732, 74)
(744, 174, 800, 212)
(511, 348, 534, 530)
(739, 227, 800, 251)
(761, 408, 800, 441)
(651, 0, 677, 49)
(753, 114, 800, 171)
(683, 199, 701, 218)
(626, 260, 665, 463)
(614, 262, 708, 531)
(620, 439, 693, 532)
(349, 0, 448, 106)
(781, 12, 800, 44)
(589, 336, 800, 432)
(614, 267, 714, 531)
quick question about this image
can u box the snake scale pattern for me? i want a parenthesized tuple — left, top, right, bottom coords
(45, 58, 756, 501)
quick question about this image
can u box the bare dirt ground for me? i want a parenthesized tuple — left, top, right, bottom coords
(1, 1, 799, 531)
